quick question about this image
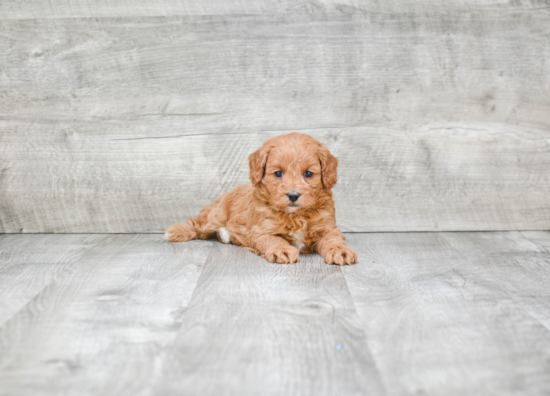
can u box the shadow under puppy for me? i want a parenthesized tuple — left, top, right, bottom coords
(165, 132, 357, 265)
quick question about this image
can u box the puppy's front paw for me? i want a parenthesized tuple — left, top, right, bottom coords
(265, 245, 300, 264)
(323, 245, 357, 266)
(165, 223, 195, 242)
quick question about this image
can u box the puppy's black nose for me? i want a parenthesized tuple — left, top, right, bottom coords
(287, 192, 300, 203)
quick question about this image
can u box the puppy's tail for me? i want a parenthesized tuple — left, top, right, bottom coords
(164, 220, 197, 242)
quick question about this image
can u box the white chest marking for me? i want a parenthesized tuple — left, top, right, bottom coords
(218, 227, 231, 244)
(290, 231, 305, 252)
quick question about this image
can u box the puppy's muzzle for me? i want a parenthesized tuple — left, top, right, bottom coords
(287, 191, 300, 203)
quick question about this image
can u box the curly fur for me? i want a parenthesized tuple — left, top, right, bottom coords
(165, 132, 357, 265)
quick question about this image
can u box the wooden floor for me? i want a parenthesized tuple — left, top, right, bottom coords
(0, 232, 549, 396)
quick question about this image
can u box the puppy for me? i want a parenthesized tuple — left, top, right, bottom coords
(165, 132, 357, 265)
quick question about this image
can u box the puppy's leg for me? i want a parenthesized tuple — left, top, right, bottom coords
(165, 201, 224, 242)
(251, 230, 300, 264)
(316, 229, 357, 266)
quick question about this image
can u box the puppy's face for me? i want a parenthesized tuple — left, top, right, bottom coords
(248, 133, 338, 213)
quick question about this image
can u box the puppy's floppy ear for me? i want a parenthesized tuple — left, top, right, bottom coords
(318, 145, 338, 190)
(248, 145, 270, 187)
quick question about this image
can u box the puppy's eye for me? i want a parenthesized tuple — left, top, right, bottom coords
(274, 171, 283, 178)
(304, 171, 313, 178)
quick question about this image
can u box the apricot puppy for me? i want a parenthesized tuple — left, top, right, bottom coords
(165, 132, 357, 265)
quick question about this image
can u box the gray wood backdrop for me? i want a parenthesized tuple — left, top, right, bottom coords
(1, 1, 549, 233)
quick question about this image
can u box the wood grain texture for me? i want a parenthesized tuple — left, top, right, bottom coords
(1, 0, 549, 19)
(2, 232, 550, 395)
(521, 230, 550, 250)
(153, 242, 384, 396)
(0, 234, 105, 326)
(440, 231, 550, 331)
(343, 232, 550, 396)
(0, 0, 309, 19)
(1, 13, 549, 233)
(0, 235, 213, 396)
(2, 14, 549, 128)
(1, 124, 549, 233)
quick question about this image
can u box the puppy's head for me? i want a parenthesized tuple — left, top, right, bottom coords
(248, 132, 338, 213)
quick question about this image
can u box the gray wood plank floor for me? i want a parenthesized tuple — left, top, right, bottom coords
(0, 232, 549, 396)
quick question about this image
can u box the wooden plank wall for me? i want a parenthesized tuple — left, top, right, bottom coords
(1, 1, 549, 233)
